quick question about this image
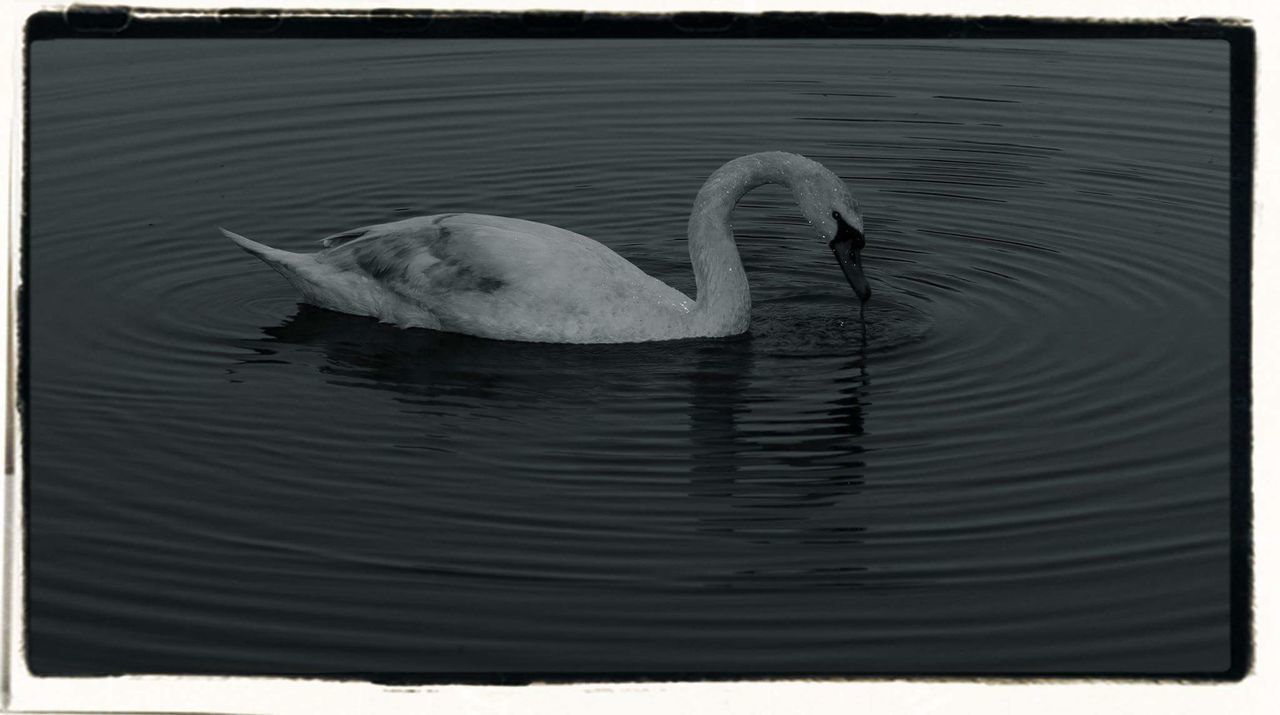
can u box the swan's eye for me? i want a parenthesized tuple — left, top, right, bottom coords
(832, 211, 865, 250)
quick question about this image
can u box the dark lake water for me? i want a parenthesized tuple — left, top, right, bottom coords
(26, 38, 1232, 677)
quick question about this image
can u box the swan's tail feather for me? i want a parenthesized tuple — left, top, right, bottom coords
(220, 227, 290, 260)
(221, 227, 321, 298)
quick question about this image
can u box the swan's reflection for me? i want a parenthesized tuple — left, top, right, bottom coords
(246, 304, 735, 406)
(687, 333, 870, 550)
(240, 305, 870, 554)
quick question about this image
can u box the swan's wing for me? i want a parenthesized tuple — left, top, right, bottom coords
(314, 213, 691, 340)
(319, 213, 651, 298)
(428, 214, 649, 294)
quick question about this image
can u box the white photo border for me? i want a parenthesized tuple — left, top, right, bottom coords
(2, 2, 1272, 714)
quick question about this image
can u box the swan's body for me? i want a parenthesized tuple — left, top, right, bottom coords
(225, 152, 870, 344)
(224, 213, 696, 343)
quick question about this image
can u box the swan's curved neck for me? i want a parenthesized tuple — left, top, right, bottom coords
(687, 151, 820, 335)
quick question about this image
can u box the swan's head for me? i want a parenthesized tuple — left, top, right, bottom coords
(796, 169, 871, 304)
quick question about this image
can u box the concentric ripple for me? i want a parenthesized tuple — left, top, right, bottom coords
(27, 38, 1232, 676)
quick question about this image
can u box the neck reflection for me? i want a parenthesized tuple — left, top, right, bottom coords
(688, 333, 871, 549)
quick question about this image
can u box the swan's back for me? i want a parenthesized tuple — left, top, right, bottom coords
(247, 213, 695, 343)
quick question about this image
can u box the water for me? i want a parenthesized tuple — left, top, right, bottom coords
(26, 39, 1232, 676)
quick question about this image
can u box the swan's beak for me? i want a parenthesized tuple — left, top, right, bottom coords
(830, 227, 872, 304)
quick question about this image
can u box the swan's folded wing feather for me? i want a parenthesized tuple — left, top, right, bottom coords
(318, 227, 375, 249)
(321, 219, 445, 288)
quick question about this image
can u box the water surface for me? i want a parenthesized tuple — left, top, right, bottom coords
(27, 39, 1232, 676)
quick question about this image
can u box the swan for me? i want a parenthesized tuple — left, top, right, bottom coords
(223, 151, 871, 343)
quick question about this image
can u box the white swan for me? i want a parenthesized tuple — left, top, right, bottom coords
(224, 151, 870, 343)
